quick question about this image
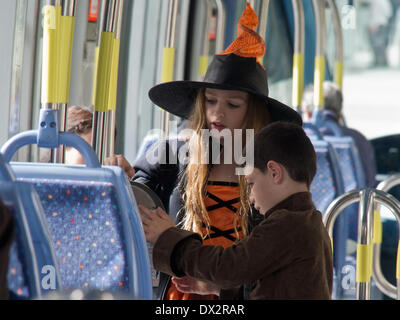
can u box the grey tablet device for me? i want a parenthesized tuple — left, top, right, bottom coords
(130, 181, 165, 288)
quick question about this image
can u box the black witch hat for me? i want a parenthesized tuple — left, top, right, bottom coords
(149, 3, 302, 126)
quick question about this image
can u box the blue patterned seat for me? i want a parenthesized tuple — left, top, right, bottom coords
(310, 140, 344, 213)
(309, 140, 348, 299)
(0, 155, 60, 299)
(7, 228, 30, 299)
(20, 179, 129, 292)
(324, 136, 366, 191)
(11, 163, 152, 299)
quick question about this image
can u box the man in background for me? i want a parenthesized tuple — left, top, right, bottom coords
(301, 81, 377, 187)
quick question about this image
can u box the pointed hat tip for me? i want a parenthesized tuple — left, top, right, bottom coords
(239, 2, 259, 31)
(217, 2, 265, 60)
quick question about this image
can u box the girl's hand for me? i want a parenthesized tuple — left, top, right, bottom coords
(139, 205, 175, 243)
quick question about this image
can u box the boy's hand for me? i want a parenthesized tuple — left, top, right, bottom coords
(139, 205, 175, 243)
(172, 276, 220, 296)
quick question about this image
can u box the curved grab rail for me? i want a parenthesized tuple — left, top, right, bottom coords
(323, 188, 400, 300)
(374, 174, 400, 299)
(0, 153, 16, 182)
(1, 130, 101, 168)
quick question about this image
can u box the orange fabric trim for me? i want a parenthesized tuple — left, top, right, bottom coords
(218, 2, 265, 62)
(165, 184, 242, 300)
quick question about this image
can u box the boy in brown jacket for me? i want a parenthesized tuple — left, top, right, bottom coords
(140, 122, 333, 299)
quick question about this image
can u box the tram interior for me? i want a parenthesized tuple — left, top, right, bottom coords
(0, 0, 400, 300)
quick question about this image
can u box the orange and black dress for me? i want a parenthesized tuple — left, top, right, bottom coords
(165, 181, 243, 300)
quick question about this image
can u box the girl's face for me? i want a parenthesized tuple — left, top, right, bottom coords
(204, 88, 249, 132)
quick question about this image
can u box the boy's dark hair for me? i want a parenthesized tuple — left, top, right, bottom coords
(253, 122, 316, 188)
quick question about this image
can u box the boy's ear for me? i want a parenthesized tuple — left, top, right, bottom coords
(266, 160, 283, 183)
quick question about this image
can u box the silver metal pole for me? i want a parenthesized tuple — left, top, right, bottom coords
(103, 0, 121, 158)
(105, 0, 116, 32)
(47, 0, 62, 6)
(326, 0, 343, 89)
(93, 111, 105, 164)
(202, 0, 212, 58)
(97, 0, 108, 46)
(115, 0, 124, 39)
(165, 0, 179, 48)
(215, 0, 226, 54)
(324, 188, 400, 300)
(101, 0, 116, 161)
(374, 175, 400, 299)
(312, 0, 326, 59)
(323, 190, 360, 236)
(161, 0, 179, 137)
(62, 0, 75, 16)
(107, 0, 123, 157)
(356, 189, 374, 300)
(43, 0, 76, 163)
(292, 0, 305, 61)
(91, 0, 108, 158)
(291, 0, 305, 109)
(58, 0, 76, 163)
(258, 0, 269, 39)
(44, 0, 61, 163)
(8, 0, 28, 143)
(312, 0, 326, 110)
(373, 189, 400, 300)
(93, 0, 116, 163)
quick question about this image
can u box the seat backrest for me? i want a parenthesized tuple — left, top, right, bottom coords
(309, 140, 350, 299)
(303, 122, 324, 140)
(310, 140, 345, 214)
(0, 154, 61, 299)
(10, 163, 152, 299)
(324, 136, 366, 190)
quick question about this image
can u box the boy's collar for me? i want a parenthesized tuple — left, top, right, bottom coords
(263, 192, 314, 219)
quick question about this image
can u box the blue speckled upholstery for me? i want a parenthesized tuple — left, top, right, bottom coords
(333, 146, 357, 192)
(1, 180, 60, 300)
(310, 146, 339, 213)
(21, 178, 129, 293)
(7, 228, 30, 299)
(324, 137, 367, 242)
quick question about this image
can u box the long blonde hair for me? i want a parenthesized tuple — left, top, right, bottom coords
(179, 88, 270, 239)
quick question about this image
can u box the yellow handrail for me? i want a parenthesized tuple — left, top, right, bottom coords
(41, 5, 75, 105)
(94, 31, 114, 112)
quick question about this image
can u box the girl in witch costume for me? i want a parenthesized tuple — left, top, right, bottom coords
(132, 3, 302, 300)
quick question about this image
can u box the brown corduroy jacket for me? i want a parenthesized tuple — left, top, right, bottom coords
(153, 192, 333, 300)
(0, 197, 14, 300)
